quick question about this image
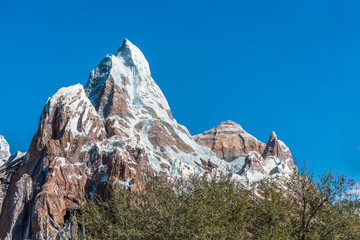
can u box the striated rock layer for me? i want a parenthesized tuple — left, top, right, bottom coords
(0, 39, 296, 239)
(193, 120, 266, 162)
(195, 121, 295, 186)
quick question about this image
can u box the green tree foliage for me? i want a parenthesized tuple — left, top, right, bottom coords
(288, 163, 360, 240)
(78, 166, 360, 240)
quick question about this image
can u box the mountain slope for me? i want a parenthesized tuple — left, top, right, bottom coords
(84, 39, 224, 177)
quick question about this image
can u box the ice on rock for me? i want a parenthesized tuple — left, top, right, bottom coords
(0, 136, 11, 166)
(117, 39, 151, 76)
(41, 84, 106, 139)
(1, 151, 26, 169)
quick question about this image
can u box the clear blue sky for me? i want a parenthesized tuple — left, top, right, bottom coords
(1, 0, 360, 181)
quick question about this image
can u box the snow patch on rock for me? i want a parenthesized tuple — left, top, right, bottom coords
(0, 136, 11, 166)
(41, 84, 106, 139)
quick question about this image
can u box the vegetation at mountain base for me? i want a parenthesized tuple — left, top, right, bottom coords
(77, 164, 360, 240)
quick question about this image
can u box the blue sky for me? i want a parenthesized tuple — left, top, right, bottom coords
(1, 0, 360, 180)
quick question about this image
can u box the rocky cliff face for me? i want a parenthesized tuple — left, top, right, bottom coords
(0, 39, 297, 239)
(195, 122, 295, 186)
(193, 120, 266, 162)
(0, 84, 147, 239)
(0, 137, 26, 238)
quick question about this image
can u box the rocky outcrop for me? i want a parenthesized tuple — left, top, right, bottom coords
(0, 137, 26, 218)
(194, 120, 266, 162)
(195, 121, 295, 187)
(261, 131, 295, 174)
(0, 154, 25, 217)
(0, 84, 146, 239)
(0, 85, 103, 239)
(262, 132, 293, 164)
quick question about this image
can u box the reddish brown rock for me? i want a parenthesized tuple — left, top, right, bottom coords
(31, 157, 87, 238)
(262, 131, 292, 160)
(148, 119, 194, 154)
(195, 122, 295, 186)
(0, 84, 147, 239)
(194, 120, 266, 162)
(0, 152, 25, 217)
(0, 85, 104, 239)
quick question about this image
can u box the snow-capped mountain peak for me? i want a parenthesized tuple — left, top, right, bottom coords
(117, 38, 151, 75)
(85, 39, 171, 122)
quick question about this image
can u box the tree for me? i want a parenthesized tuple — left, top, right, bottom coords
(288, 162, 360, 240)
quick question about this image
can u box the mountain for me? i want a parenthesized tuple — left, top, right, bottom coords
(0, 39, 296, 239)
